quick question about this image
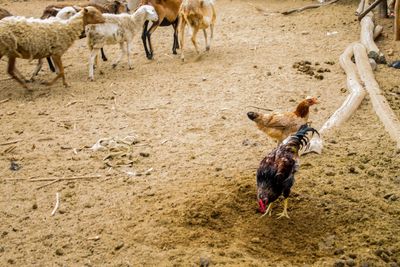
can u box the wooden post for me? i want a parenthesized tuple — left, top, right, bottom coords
(395, 0, 400, 40)
(379, 0, 388, 18)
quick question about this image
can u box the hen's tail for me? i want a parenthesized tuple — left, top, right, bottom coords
(285, 124, 319, 150)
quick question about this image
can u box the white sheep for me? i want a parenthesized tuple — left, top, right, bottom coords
(0, 7, 105, 89)
(85, 5, 158, 81)
(30, 6, 79, 81)
(178, 0, 216, 62)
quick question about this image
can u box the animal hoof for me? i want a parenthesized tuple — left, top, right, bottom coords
(146, 53, 154, 60)
(112, 64, 117, 69)
(206, 46, 210, 51)
(173, 51, 177, 55)
(63, 83, 70, 88)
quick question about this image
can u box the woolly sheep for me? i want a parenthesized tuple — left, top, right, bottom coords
(86, 5, 158, 81)
(178, 0, 216, 61)
(41, 1, 128, 72)
(55, 6, 78, 20)
(0, 7, 78, 81)
(0, 7, 105, 89)
(30, 7, 79, 81)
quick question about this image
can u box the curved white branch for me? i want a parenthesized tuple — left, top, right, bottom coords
(360, 8, 385, 63)
(51, 192, 60, 216)
(305, 43, 367, 154)
(354, 44, 400, 148)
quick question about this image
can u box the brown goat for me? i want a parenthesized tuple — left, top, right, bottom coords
(178, 0, 216, 61)
(0, 7, 12, 20)
(140, 0, 182, 59)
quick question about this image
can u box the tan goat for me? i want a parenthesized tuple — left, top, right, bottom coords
(178, 0, 216, 61)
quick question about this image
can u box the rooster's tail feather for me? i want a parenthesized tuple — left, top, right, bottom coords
(286, 124, 319, 150)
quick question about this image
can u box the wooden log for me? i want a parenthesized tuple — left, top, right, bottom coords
(373, 24, 384, 39)
(304, 43, 367, 154)
(379, 0, 388, 18)
(395, 0, 400, 40)
(360, 10, 386, 63)
(354, 43, 400, 148)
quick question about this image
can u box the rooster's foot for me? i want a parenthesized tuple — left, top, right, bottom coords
(277, 198, 290, 219)
(260, 203, 273, 218)
(276, 210, 290, 219)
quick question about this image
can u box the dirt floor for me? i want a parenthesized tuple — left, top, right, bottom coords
(0, 0, 400, 266)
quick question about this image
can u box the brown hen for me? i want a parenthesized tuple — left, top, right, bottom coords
(247, 96, 318, 143)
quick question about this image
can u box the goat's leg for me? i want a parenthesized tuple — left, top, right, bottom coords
(7, 57, 29, 89)
(172, 19, 179, 54)
(203, 29, 209, 51)
(29, 58, 43, 82)
(112, 42, 127, 69)
(100, 48, 108, 61)
(209, 6, 216, 50)
(146, 31, 154, 59)
(88, 49, 98, 81)
(44, 55, 67, 87)
(209, 23, 214, 51)
(145, 15, 163, 60)
(141, 21, 152, 59)
(178, 16, 186, 61)
(191, 27, 200, 54)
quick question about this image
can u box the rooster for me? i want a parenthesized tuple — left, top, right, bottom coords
(256, 124, 318, 218)
(247, 96, 318, 143)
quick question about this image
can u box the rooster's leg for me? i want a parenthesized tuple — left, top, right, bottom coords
(277, 198, 290, 219)
(261, 203, 273, 218)
(266, 203, 273, 216)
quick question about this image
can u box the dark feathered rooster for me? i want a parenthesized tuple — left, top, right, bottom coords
(257, 124, 318, 218)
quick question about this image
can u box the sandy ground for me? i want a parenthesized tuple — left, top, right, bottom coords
(0, 0, 400, 266)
